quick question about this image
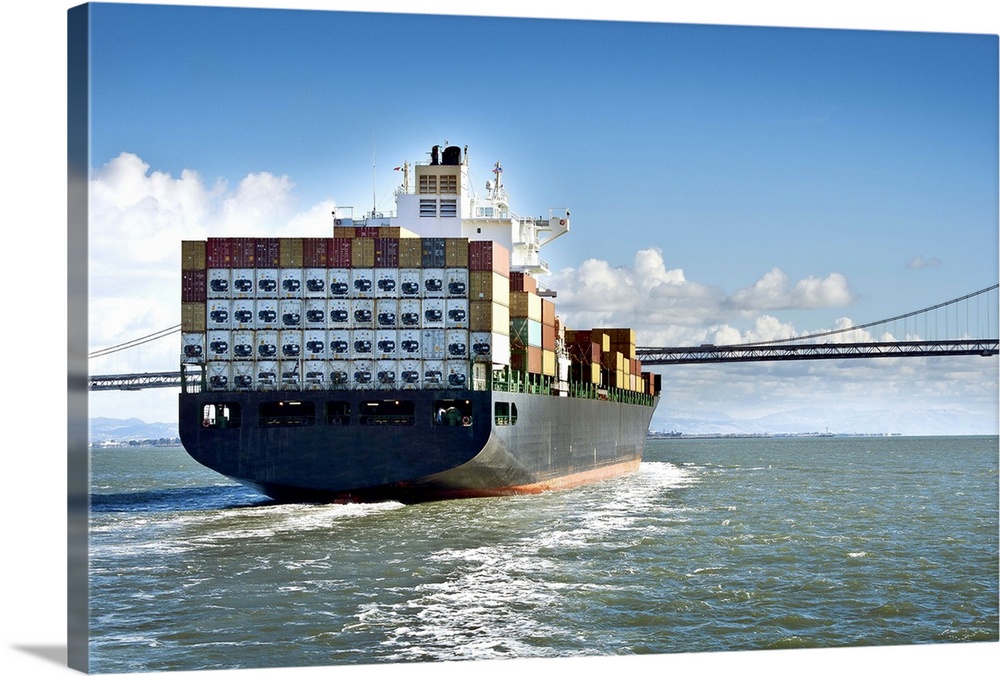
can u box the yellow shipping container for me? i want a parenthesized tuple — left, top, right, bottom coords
(445, 237, 469, 268)
(181, 240, 206, 270)
(181, 303, 206, 332)
(542, 349, 556, 377)
(279, 238, 303, 268)
(351, 238, 375, 268)
(509, 291, 542, 322)
(469, 270, 510, 306)
(470, 301, 510, 335)
(398, 238, 423, 267)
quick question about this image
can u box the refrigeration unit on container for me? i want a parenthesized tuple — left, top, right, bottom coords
(280, 360, 302, 390)
(399, 299, 422, 328)
(423, 359, 445, 388)
(400, 359, 422, 389)
(206, 362, 230, 391)
(207, 269, 230, 298)
(375, 269, 399, 298)
(232, 299, 255, 330)
(304, 299, 327, 327)
(351, 299, 375, 327)
(399, 269, 422, 297)
(206, 300, 231, 331)
(279, 268, 303, 297)
(375, 330, 398, 359)
(328, 299, 350, 327)
(376, 360, 399, 387)
(328, 329, 350, 358)
(376, 299, 399, 329)
(328, 269, 350, 297)
(256, 361, 278, 390)
(232, 362, 254, 390)
(445, 268, 469, 297)
(351, 269, 375, 298)
(445, 361, 470, 388)
(446, 299, 469, 329)
(470, 331, 511, 366)
(399, 329, 422, 358)
(181, 332, 206, 364)
(256, 330, 279, 360)
(304, 268, 327, 297)
(256, 269, 278, 297)
(255, 299, 279, 330)
(304, 329, 327, 358)
(279, 299, 302, 329)
(351, 329, 375, 359)
(422, 298, 446, 327)
(329, 363, 350, 388)
(279, 330, 303, 359)
(350, 359, 375, 388)
(303, 361, 327, 390)
(446, 329, 470, 359)
(232, 330, 254, 360)
(422, 268, 446, 297)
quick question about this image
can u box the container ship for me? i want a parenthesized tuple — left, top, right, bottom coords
(177, 143, 660, 503)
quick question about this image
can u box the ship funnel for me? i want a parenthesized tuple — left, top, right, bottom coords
(442, 145, 462, 166)
(431, 145, 440, 165)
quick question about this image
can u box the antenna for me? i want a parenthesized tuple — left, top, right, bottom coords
(371, 135, 377, 217)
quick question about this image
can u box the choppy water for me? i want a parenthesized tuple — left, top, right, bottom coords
(87, 436, 998, 673)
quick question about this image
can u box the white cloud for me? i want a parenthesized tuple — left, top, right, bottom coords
(907, 255, 943, 269)
(726, 267, 855, 311)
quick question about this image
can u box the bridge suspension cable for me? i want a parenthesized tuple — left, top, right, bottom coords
(89, 324, 181, 359)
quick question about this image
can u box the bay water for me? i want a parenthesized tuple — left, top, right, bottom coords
(87, 436, 998, 673)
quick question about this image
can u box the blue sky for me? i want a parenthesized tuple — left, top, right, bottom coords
(75, 1, 998, 434)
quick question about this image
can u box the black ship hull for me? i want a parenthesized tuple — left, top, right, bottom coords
(179, 389, 657, 503)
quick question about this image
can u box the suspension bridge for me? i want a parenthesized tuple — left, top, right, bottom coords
(88, 284, 999, 391)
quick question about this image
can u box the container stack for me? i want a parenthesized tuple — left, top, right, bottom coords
(564, 327, 660, 396)
(181, 232, 511, 392)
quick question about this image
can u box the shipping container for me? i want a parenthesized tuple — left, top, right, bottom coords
(375, 299, 399, 329)
(510, 317, 542, 348)
(421, 329, 446, 360)
(468, 270, 509, 305)
(541, 298, 556, 327)
(350, 268, 375, 298)
(255, 269, 278, 298)
(328, 329, 350, 358)
(445, 268, 469, 298)
(231, 362, 254, 390)
(446, 299, 469, 329)
(375, 269, 399, 298)
(303, 329, 327, 358)
(302, 238, 328, 268)
(279, 299, 302, 328)
(468, 240, 510, 276)
(421, 298, 446, 327)
(207, 269, 231, 298)
(255, 360, 279, 390)
(379, 226, 419, 239)
(279, 269, 302, 298)
(350, 298, 375, 327)
(374, 237, 400, 268)
(423, 360, 445, 388)
(375, 329, 398, 359)
(206, 299, 231, 330)
(279, 359, 302, 390)
(399, 299, 422, 328)
(181, 332, 206, 364)
(511, 346, 542, 374)
(328, 269, 350, 297)
(422, 268, 446, 297)
(206, 330, 231, 361)
(326, 298, 350, 327)
(421, 238, 446, 267)
(398, 239, 422, 268)
(328, 363, 350, 388)
(354, 226, 380, 239)
(375, 360, 399, 387)
(509, 291, 542, 322)
(256, 330, 279, 360)
(469, 301, 510, 335)
(350, 359, 375, 387)
(182, 269, 207, 303)
(399, 268, 422, 297)
(399, 359, 422, 389)
(181, 240, 206, 270)
(303, 361, 328, 390)
(232, 299, 255, 330)
(231, 269, 254, 298)
(351, 237, 375, 268)
(350, 329, 375, 359)
(206, 238, 232, 268)
(303, 298, 327, 327)
(231, 237, 256, 268)
(542, 349, 556, 377)
(279, 330, 303, 360)
(279, 238, 304, 268)
(255, 238, 280, 268)
(303, 268, 327, 297)
(328, 237, 352, 268)
(542, 322, 556, 351)
(445, 237, 469, 268)
(232, 330, 254, 360)
(509, 271, 537, 293)
(206, 362, 231, 391)
(445, 361, 470, 388)
(446, 329, 469, 359)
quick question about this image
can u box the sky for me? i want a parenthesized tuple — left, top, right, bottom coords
(76, 0, 1000, 436)
(3, 2, 996, 676)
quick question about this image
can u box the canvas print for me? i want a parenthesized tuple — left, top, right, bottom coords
(67, 2, 998, 674)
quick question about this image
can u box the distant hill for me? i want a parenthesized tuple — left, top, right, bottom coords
(89, 417, 180, 443)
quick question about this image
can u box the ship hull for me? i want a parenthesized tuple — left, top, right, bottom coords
(179, 389, 656, 503)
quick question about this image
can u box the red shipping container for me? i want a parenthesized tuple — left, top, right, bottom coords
(328, 237, 352, 268)
(230, 237, 256, 268)
(468, 241, 511, 277)
(542, 323, 556, 351)
(541, 299, 555, 327)
(374, 237, 400, 268)
(206, 237, 232, 268)
(181, 269, 207, 302)
(354, 226, 380, 238)
(509, 271, 538, 293)
(255, 238, 280, 268)
(302, 238, 328, 267)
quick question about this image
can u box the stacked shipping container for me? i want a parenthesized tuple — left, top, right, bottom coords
(182, 232, 658, 398)
(182, 232, 511, 392)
